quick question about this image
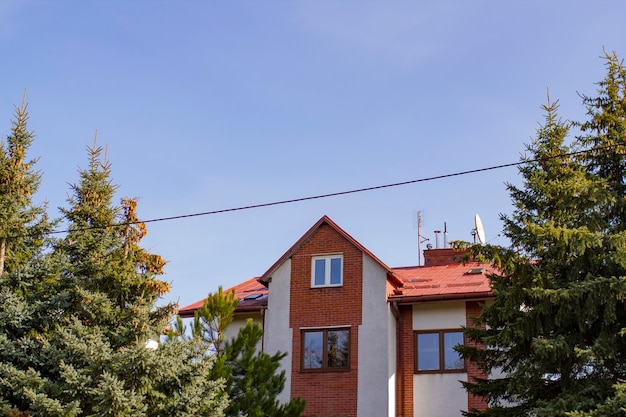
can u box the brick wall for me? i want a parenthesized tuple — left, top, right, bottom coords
(396, 304, 414, 417)
(423, 248, 467, 266)
(465, 301, 488, 412)
(289, 223, 362, 417)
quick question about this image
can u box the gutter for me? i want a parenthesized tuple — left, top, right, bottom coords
(178, 303, 266, 318)
(389, 291, 494, 305)
(390, 300, 400, 321)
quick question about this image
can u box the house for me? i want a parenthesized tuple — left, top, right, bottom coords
(179, 215, 494, 417)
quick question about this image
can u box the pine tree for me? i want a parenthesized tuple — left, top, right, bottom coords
(192, 286, 239, 356)
(189, 288, 306, 417)
(218, 322, 306, 417)
(459, 96, 617, 416)
(0, 138, 227, 416)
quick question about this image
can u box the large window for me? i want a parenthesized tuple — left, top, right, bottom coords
(311, 254, 343, 287)
(302, 328, 350, 371)
(415, 330, 465, 373)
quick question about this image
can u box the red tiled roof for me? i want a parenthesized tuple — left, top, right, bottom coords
(178, 277, 268, 318)
(177, 217, 496, 317)
(389, 261, 494, 303)
(178, 261, 495, 316)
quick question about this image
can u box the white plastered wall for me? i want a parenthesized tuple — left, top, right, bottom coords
(224, 313, 263, 351)
(263, 259, 293, 404)
(413, 302, 467, 417)
(387, 299, 397, 417)
(357, 254, 395, 417)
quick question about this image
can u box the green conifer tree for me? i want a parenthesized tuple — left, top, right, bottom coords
(459, 56, 626, 416)
(564, 50, 626, 417)
(218, 321, 306, 417)
(0, 94, 51, 276)
(0, 97, 58, 417)
(578, 50, 626, 230)
(1, 138, 227, 416)
(189, 288, 305, 417)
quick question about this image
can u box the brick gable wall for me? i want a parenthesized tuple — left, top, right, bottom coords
(289, 223, 362, 417)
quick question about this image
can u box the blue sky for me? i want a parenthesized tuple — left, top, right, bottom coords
(1, 1, 625, 308)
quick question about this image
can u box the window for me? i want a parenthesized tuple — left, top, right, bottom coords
(302, 328, 350, 371)
(311, 254, 343, 287)
(415, 330, 465, 372)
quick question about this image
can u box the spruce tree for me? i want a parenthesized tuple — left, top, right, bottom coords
(566, 50, 626, 417)
(188, 288, 306, 417)
(0, 94, 51, 276)
(578, 50, 626, 230)
(1, 139, 227, 416)
(0, 98, 58, 416)
(460, 54, 626, 417)
(459, 96, 616, 416)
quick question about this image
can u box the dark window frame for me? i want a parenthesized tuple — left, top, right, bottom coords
(414, 329, 466, 374)
(301, 327, 350, 372)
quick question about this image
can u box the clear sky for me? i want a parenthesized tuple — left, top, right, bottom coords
(1, 1, 625, 308)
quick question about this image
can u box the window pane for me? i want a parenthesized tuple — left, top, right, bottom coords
(330, 257, 342, 285)
(444, 331, 464, 370)
(303, 332, 323, 369)
(314, 259, 326, 286)
(327, 330, 349, 368)
(417, 333, 440, 371)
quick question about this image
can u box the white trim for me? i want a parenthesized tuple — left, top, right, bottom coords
(311, 254, 343, 287)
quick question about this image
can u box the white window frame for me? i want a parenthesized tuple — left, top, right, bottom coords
(311, 254, 343, 287)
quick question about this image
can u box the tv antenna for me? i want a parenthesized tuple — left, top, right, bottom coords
(471, 213, 486, 244)
(417, 211, 429, 266)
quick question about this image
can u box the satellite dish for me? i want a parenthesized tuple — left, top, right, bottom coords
(474, 214, 486, 244)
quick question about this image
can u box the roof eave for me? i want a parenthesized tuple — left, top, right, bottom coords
(233, 305, 266, 314)
(178, 302, 266, 318)
(389, 291, 494, 305)
(387, 271, 404, 288)
(178, 309, 198, 319)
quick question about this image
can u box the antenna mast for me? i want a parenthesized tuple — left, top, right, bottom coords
(417, 211, 429, 266)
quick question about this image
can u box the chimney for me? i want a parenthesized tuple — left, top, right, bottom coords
(422, 248, 468, 266)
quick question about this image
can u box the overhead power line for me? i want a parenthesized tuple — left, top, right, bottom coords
(8, 146, 616, 238)
(140, 160, 522, 224)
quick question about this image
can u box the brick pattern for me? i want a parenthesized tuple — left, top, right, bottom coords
(396, 305, 414, 417)
(465, 301, 488, 412)
(423, 248, 467, 266)
(289, 223, 362, 417)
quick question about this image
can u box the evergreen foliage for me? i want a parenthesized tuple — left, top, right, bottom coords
(0, 93, 51, 276)
(0, 107, 227, 416)
(459, 51, 626, 416)
(191, 286, 238, 356)
(188, 288, 306, 417)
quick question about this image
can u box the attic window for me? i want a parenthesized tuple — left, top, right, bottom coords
(466, 267, 485, 275)
(243, 293, 263, 300)
(311, 254, 343, 287)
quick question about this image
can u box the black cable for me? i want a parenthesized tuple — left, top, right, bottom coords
(7, 145, 617, 238)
